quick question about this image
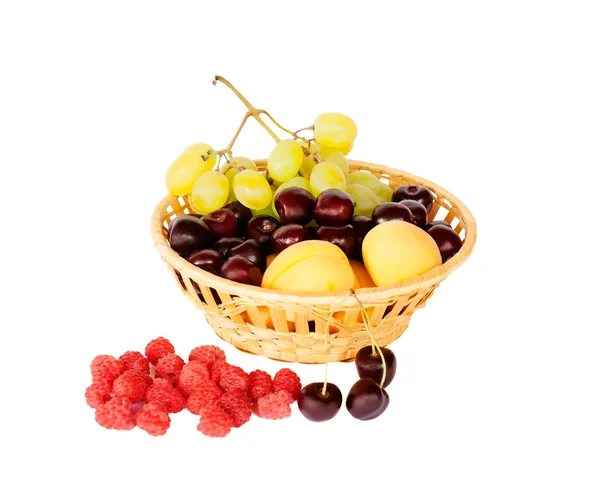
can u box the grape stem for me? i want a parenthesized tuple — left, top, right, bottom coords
(350, 289, 387, 389)
(213, 76, 281, 143)
(322, 313, 332, 396)
(226, 111, 253, 153)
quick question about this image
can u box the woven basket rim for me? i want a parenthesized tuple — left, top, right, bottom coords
(151, 159, 477, 305)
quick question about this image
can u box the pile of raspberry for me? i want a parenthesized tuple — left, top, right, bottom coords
(86, 337, 302, 437)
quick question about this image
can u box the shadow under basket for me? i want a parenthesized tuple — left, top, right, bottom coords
(151, 160, 477, 364)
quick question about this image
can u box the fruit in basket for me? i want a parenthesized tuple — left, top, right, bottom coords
(392, 185, 434, 213)
(350, 260, 376, 288)
(274, 187, 315, 225)
(310, 162, 347, 196)
(317, 225, 355, 257)
(232, 169, 272, 210)
(399, 199, 428, 228)
(214, 237, 244, 256)
(168, 215, 214, 257)
(297, 383, 343, 422)
(346, 378, 389, 420)
(351, 215, 373, 259)
(346, 183, 380, 218)
(262, 240, 354, 292)
(221, 256, 263, 286)
(347, 171, 388, 200)
(188, 249, 224, 275)
(424, 220, 451, 231)
(271, 224, 311, 253)
(372, 202, 413, 225)
(313, 189, 355, 226)
(225, 201, 252, 236)
(266, 253, 277, 269)
(313, 113, 357, 155)
(267, 139, 304, 182)
(362, 221, 442, 286)
(201, 208, 238, 238)
(228, 239, 266, 269)
(246, 215, 280, 253)
(355, 346, 397, 388)
(165, 143, 217, 196)
(190, 170, 230, 215)
(427, 224, 462, 262)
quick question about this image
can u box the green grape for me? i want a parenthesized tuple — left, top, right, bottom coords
(300, 156, 317, 178)
(165, 143, 216, 196)
(348, 171, 388, 198)
(377, 183, 394, 203)
(190, 170, 229, 215)
(309, 161, 347, 197)
(251, 201, 276, 217)
(313, 113, 357, 155)
(317, 145, 349, 177)
(271, 176, 313, 219)
(267, 139, 303, 182)
(347, 184, 380, 218)
(233, 169, 272, 210)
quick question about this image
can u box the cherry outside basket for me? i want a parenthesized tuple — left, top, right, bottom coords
(151, 160, 477, 363)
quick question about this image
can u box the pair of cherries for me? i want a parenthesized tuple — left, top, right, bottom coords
(298, 346, 397, 422)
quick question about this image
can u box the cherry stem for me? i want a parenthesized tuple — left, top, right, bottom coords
(322, 313, 332, 396)
(350, 289, 387, 389)
(213, 76, 281, 143)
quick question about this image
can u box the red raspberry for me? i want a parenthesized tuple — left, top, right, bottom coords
(211, 363, 225, 385)
(186, 381, 223, 415)
(177, 360, 210, 397)
(85, 381, 113, 409)
(248, 370, 274, 403)
(95, 397, 135, 430)
(188, 345, 226, 373)
(135, 402, 170, 436)
(217, 392, 252, 428)
(218, 364, 250, 394)
(145, 378, 186, 413)
(255, 391, 292, 420)
(197, 404, 233, 437)
(119, 351, 150, 374)
(273, 368, 302, 402)
(91, 355, 125, 384)
(145, 337, 175, 365)
(113, 370, 152, 402)
(155, 354, 185, 386)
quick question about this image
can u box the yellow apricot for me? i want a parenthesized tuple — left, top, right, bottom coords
(362, 221, 442, 286)
(350, 260, 376, 288)
(266, 253, 278, 269)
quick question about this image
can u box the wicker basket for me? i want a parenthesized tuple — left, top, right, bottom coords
(151, 160, 477, 364)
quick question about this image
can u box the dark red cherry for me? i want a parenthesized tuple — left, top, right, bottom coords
(225, 201, 252, 236)
(355, 346, 397, 388)
(214, 237, 244, 257)
(201, 208, 238, 238)
(168, 215, 214, 257)
(227, 239, 266, 269)
(351, 215, 373, 259)
(246, 215, 280, 253)
(398, 199, 428, 228)
(317, 225, 355, 257)
(187, 249, 223, 275)
(371, 202, 413, 225)
(271, 224, 311, 253)
(427, 225, 462, 262)
(274, 187, 315, 225)
(297, 383, 343, 422)
(346, 378, 388, 421)
(313, 189, 355, 226)
(392, 185, 434, 213)
(424, 220, 452, 231)
(220, 256, 262, 286)
(364, 389, 389, 420)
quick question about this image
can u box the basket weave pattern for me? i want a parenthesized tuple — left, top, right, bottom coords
(151, 160, 476, 363)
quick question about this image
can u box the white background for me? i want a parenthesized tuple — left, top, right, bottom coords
(1, 1, 599, 479)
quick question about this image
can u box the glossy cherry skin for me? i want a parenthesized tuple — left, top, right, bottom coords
(225, 201, 252, 236)
(364, 389, 389, 420)
(187, 249, 223, 275)
(227, 239, 266, 269)
(214, 237, 244, 257)
(313, 189, 355, 226)
(424, 220, 452, 231)
(392, 185, 434, 213)
(427, 224, 462, 262)
(398, 199, 428, 228)
(346, 378, 388, 421)
(351, 215, 373, 259)
(355, 346, 397, 388)
(271, 224, 311, 253)
(220, 256, 263, 286)
(274, 187, 315, 225)
(201, 208, 238, 238)
(371, 202, 413, 225)
(246, 215, 280, 253)
(317, 225, 355, 257)
(168, 215, 214, 257)
(297, 383, 343, 422)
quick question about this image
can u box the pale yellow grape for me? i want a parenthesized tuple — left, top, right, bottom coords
(165, 143, 216, 196)
(313, 113, 357, 155)
(190, 170, 229, 215)
(309, 161, 347, 197)
(317, 145, 349, 177)
(267, 139, 303, 182)
(233, 169, 272, 210)
(347, 184, 380, 218)
(300, 156, 317, 178)
(378, 183, 394, 203)
(229, 157, 258, 172)
(271, 177, 313, 219)
(348, 171, 388, 198)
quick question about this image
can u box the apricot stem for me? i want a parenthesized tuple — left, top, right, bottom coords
(213, 76, 281, 143)
(351, 290, 387, 389)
